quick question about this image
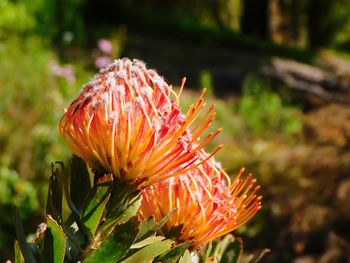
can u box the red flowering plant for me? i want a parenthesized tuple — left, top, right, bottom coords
(13, 58, 264, 263)
(59, 58, 220, 187)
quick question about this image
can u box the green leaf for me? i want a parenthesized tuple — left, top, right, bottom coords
(165, 224, 183, 240)
(82, 216, 140, 263)
(46, 163, 63, 223)
(205, 242, 213, 261)
(82, 174, 112, 237)
(212, 234, 235, 262)
(106, 182, 138, 222)
(220, 237, 243, 263)
(102, 193, 141, 234)
(130, 236, 165, 249)
(115, 194, 141, 224)
(136, 209, 176, 242)
(120, 239, 174, 263)
(60, 161, 89, 238)
(14, 240, 24, 263)
(63, 214, 86, 261)
(249, 248, 270, 263)
(15, 209, 37, 263)
(240, 255, 253, 263)
(43, 215, 67, 263)
(135, 217, 157, 241)
(70, 155, 91, 212)
(178, 250, 191, 263)
(156, 242, 191, 263)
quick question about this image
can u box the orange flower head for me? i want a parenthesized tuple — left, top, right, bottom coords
(138, 151, 262, 249)
(59, 58, 221, 187)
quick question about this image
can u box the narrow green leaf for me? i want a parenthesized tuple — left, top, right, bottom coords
(102, 194, 141, 233)
(205, 242, 213, 261)
(120, 239, 174, 263)
(212, 234, 235, 262)
(178, 250, 191, 263)
(60, 161, 89, 238)
(106, 182, 138, 222)
(115, 194, 141, 224)
(156, 242, 191, 263)
(14, 240, 24, 263)
(63, 214, 86, 261)
(165, 224, 183, 239)
(15, 209, 36, 263)
(240, 254, 253, 263)
(130, 236, 165, 249)
(249, 248, 270, 263)
(82, 174, 112, 237)
(220, 237, 243, 263)
(82, 217, 140, 263)
(43, 215, 67, 263)
(136, 209, 176, 242)
(70, 155, 91, 212)
(46, 164, 63, 223)
(135, 217, 157, 241)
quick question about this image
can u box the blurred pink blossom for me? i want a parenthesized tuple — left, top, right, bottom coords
(97, 39, 113, 54)
(50, 61, 76, 84)
(95, 56, 111, 69)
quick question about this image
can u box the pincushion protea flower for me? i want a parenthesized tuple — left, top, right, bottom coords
(59, 58, 221, 187)
(138, 152, 262, 249)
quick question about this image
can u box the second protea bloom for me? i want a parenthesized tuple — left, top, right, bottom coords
(59, 58, 220, 187)
(138, 152, 262, 249)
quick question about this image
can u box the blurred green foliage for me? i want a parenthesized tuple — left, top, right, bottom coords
(0, 167, 38, 219)
(199, 70, 214, 96)
(0, 0, 85, 45)
(0, 36, 75, 256)
(36, 0, 86, 45)
(0, 166, 38, 251)
(307, 0, 350, 47)
(0, 37, 74, 180)
(120, 0, 242, 30)
(183, 74, 302, 140)
(238, 75, 302, 137)
(0, 0, 35, 37)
